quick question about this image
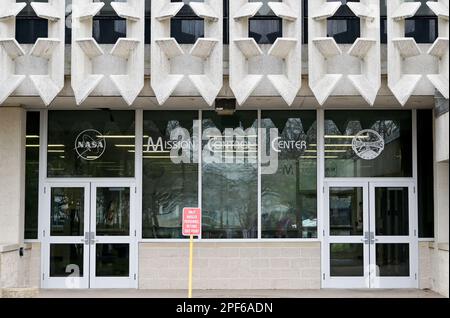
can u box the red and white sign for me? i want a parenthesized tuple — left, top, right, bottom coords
(182, 208, 201, 236)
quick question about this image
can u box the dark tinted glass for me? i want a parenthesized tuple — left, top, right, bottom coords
(249, 0, 282, 44)
(325, 111, 413, 178)
(330, 243, 364, 277)
(96, 244, 129, 277)
(16, 0, 48, 44)
(376, 243, 410, 277)
(142, 111, 199, 239)
(96, 187, 130, 236)
(329, 188, 364, 236)
(25, 112, 40, 239)
(50, 244, 84, 277)
(50, 188, 84, 237)
(417, 110, 434, 238)
(261, 111, 317, 239)
(171, 0, 204, 44)
(202, 111, 258, 239)
(47, 111, 135, 178)
(375, 187, 409, 236)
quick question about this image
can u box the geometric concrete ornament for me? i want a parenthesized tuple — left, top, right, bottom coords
(229, 0, 302, 106)
(426, 0, 449, 99)
(151, 0, 223, 106)
(308, 0, 381, 106)
(0, 0, 27, 105)
(71, 0, 106, 105)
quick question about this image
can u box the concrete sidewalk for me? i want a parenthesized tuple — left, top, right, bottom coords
(34, 289, 444, 298)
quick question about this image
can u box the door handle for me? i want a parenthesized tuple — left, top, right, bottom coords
(82, 232, 90, 245)
(361, 232, 370, 244)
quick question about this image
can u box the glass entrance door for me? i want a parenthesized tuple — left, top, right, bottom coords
(42, 182, 137, 289)
(323, 181, 418, 289)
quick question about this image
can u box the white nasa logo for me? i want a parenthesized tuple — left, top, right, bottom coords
(75, 129, 106, 161)
(352, 129, 385, 160)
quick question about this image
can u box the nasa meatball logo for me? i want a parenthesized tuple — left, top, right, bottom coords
(352, 129, 385, 160)
(75, 129, 106, 161)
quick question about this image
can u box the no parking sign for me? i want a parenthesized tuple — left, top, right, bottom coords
(182, 207, 201, 237)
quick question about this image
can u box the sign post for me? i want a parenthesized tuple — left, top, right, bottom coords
(182, 207, 201, 298)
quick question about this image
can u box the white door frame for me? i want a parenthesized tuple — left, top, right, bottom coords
(369, 181, 418, 289)
(89, 181, 138, 289)
(322, 180, 371, 288)
(41, 181, 138, 289)
(322, 179, 418, 289)
(42, 182, 91, 289)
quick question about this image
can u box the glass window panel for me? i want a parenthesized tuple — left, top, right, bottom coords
(171, 0, 204, 44)
(93, 19, 126, 44)
(50, 244, 84, 277)
(330, 243, 364, 277)
(249, 19, 282, 44)
(25, 112, 40, 240)
(417, 110, 434, 238)
(96, 244, 129, 277)
(142, 111, 198, 239)
(405, 18, 438, 43)
(51, 188, 84, 237)
(96, 187, 130, 236)
(202, 111, 258, 239)
(329, 188, 364, 236)
(327, 18, 360, 44)
(261, 111, 317, 239)
(376, 243, 410, 277)
(325, 111, 413, 178)
(16, 0, 48, 44)
(375, 187, 409, 236)
(47, 111, 135, 178)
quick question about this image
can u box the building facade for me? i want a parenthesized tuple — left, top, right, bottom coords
(0, 0, 448, 296)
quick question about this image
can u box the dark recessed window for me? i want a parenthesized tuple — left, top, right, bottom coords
(417, 109, 434, 238)
(93, 0, 126, 44)
(249, 0, 282, 44)
(380, 0, 438, 44)
(25, 111, 40, 240)
(16, 0, 48, 44)
(171, 0, 204, 44)
(327, 0, 360, 44)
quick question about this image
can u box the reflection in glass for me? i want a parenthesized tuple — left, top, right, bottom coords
(261, 111, 317, 238)
(142, 111, 198, 239)
(50, 244, 84, 277)
(376, 244, 410, 277)
(47, 111, 135, 178)
(325, 111, 412, 178)
(249, 0, 282, 44)
(25, 112, 40, 239)
(96, 244, 129, 277)
(202, 112, 258, 239)
(330, 243, 364, 277)
(171, 0, 204, 44)
(329, 188, 364, 236)
(375, 188, 409, 236)
(96, 188, 130, 236)
(51, 188, 84, 236)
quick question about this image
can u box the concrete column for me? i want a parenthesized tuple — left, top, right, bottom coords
(0, 107, 26, 245)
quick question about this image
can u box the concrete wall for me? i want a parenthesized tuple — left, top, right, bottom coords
(0, 107, 26, 245)
(435, 112, 449, 163)
(419, 242, 432, 289)
(429, 244, 449, 298)
(139, 242, 321, 290)
(0, 243, 39, 289)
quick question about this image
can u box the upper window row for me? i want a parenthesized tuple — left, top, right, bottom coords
(16, 0, 439, 45)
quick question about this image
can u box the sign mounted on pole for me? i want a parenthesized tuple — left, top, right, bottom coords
(182, 207, 201, 299)
(182, 208, 202, 237)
